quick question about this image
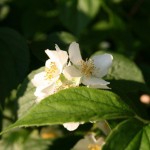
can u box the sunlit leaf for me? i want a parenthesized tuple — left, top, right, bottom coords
(1, 87, 134, 134)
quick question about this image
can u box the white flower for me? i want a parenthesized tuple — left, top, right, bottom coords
(63, 42, 113, 89)
(96, 120, 111, 136)
(63, 122, 80, 131)
(31, 45, 68, 103)
(72, 133, 105, 150)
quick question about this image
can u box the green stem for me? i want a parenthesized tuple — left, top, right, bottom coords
(134, 115, 150, 124)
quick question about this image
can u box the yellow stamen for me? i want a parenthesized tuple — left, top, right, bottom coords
(88, 144, 101, 150)
(80, 59, 94, 77)
(56, 79, 76, 91)
(45, 62, 58, 80)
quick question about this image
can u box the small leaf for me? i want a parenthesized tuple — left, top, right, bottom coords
(1, 87, 134, 134)
(103, 119, 150, 150)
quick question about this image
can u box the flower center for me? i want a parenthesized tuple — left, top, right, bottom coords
(80, 59, 94, 77)
(45, 62, 58, 80)
(88, 144, 101, 150)
(56, 79, 77, 92)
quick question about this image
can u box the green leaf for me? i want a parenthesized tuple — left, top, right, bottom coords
(1, 87, 134, 134)
(17, 67, 44, 118)
(59, 0, 101, 35)
(103, 119, 150, 150)
(0, 27, 30, 101)
(141, 125, 150, 150)
(0, 27, 30, 132)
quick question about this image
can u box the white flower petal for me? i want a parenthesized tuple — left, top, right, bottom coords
(34, 87, 46, 99)
(63, 66, 82, 80)
(31, 72, 48, 87)
(72, 77, 82, 86)
(92, 54, 113, 78)
(72, 133, 104, 150)
(82, 76, 110, 88)
(45, 59, 52, 68)
(55, 44, 68, 66)
(72, 137, 92, 150)
(41, 83, 56, 95)
(45, 46, 68, 68)
(69, 42, 82, 66)
(45, 49, 58, 61)
(63, 122, 80, 131)
(34, 83, 56, 103)
(96, 120, 111, 136)
(34, 84, 50, 98)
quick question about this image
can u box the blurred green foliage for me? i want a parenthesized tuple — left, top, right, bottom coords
(0, 0, 150, 149)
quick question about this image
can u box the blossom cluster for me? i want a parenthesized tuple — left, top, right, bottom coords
(31, 42, 113, 131)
